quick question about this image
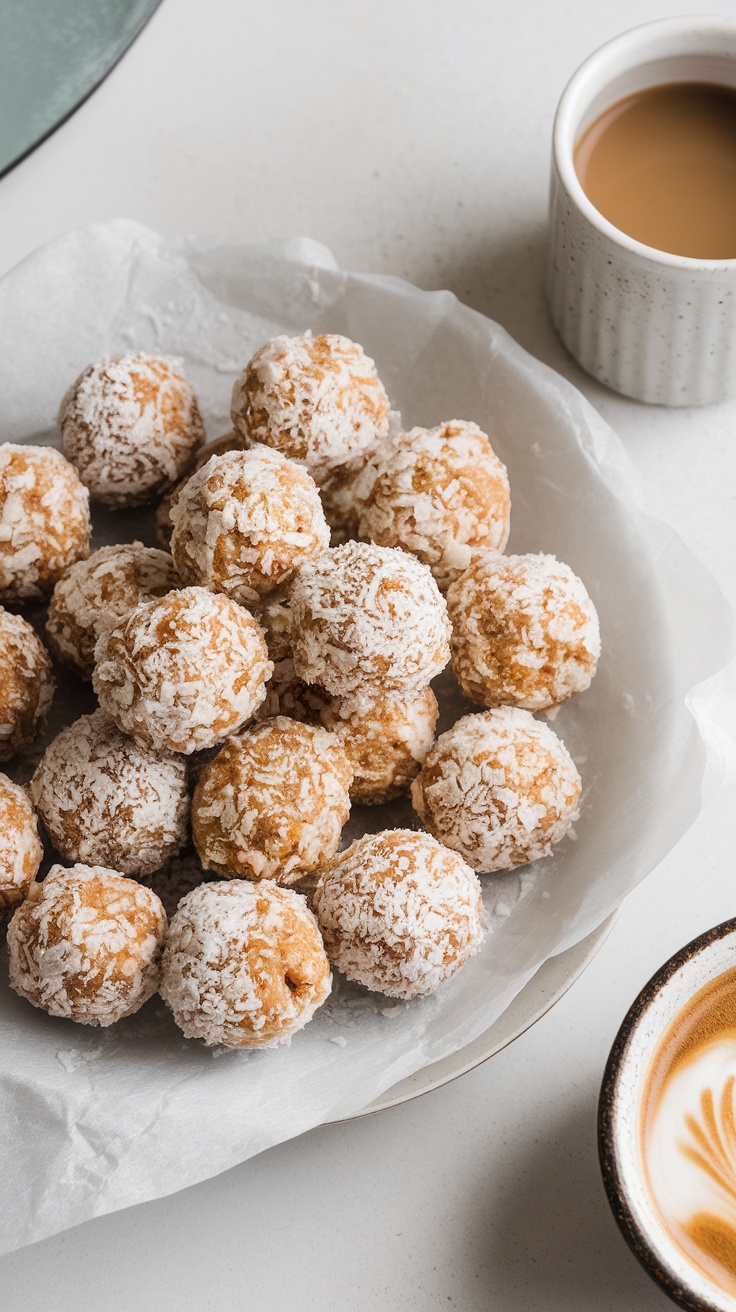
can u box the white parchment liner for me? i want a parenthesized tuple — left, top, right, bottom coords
(0, 220, 733, 1253)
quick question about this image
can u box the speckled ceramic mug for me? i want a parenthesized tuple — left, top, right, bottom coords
(599, 919, 736, 1312)
(548, 17, 736, 406)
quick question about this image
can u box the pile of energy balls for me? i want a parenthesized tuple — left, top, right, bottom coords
(0, 333, 601, 1049)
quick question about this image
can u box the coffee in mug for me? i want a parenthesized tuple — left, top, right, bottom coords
(575, 82, 736, 259)
(641, 964, 736, 1295)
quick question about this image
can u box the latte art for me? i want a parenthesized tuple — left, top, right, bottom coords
(642, 967, 736, 1295)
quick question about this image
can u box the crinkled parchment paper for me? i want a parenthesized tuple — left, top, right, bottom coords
(0, 220, 733, 1253)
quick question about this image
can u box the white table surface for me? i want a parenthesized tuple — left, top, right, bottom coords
(2, 1, 735, 1307)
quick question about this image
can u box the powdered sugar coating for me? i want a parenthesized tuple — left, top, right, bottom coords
(318, 686, 439, 804)
(93, 585, 272, 754)
(447, 552, 601, 711)
(313, 829, 483, 999)
(411, 707, 581, 873)
(232, 334, 390, 483)
(192, 716, 352, 883)
(7, 863, 167, 1026)
(0, 444, 90, 602)
(358, 421, 511, 590)
(160, 879, 331, 1047)
(290, 543, 451, 702)
(0, 607, 55, 762)
(29, 710, 189, 876)
(59, 353, 205, 508)
(46, 542, 180, 679)
(155, 431, 245, 549)
(0, 773, 43, 913)
(170, 447, 329, 606)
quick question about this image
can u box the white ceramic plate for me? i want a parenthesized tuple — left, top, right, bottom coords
(0, 223, 728, 1256)
(350, 908, 619, 1119)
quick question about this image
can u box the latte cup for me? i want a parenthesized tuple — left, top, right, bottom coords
(548, 17, 736, 406)
(599, 918, 736, 1311)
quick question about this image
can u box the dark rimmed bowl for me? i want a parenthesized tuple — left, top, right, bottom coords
(599, 917, 736, 1312)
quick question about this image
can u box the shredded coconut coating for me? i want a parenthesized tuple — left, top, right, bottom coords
(0, 444, 90, 602)
(318, 408, 404, 544)
(411, 707, 581, 873)
(0, 607, 55, 762)
(318, 686, 439, 804)
(170, 447, 329, 606)
(59, 353, 205, 509)
(358, 421, 511, 590)
(160, 879, 332, 1047)
(290, 543, 451, 702)
(156, 431, 245, 549)
(29, 710, 189, 877)
(313, 829, 483, 999)
(7, 863, 167, 1027)
(447, 552, 601, 712)
(0, 773, 43, 914)
(251, 585, 330, 723)
(192, 716, 352, 884)
(93, 585, 272, 755)
(46, 542, 181, 679)
(232, 334, 390, 483)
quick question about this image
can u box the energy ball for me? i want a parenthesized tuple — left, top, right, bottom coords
(313, 829, 483, 999)
(93, 585, 272, 754)
(447, 552, 601, 712)
(231, 333, 390, 483)
(8, 863, 167, 1026)
(411, 707, 581, 873)
(160, 879, 332, 1047)
(251, 585, 329, 723)
(155, 431, 245, 549)
(46, 542, 180, 679)
(358, 421, 511, 589)
(192, 716, 352, 883)
(0, 444, 90, 602)
(170, 447, 329, 606)
(290, 542, 451, 701)
(318, 686, 439, 804)
(59, 353, 205, 509)
(29, 710, 189, 876)
(0, 607, 55, 762)
(0, 774, 43, 914)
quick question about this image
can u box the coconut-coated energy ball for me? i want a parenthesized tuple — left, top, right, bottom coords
(46, 542, 180, 679)
(290, 542, 451, 702)
(59, 353, 205, 508)
(93, 585, 272, 754)
(250, 585, 330, 723)
(192, 716, 352, 883)
(231, 333, 391, 483)
(0, 607, 55, 763)
(313, 829, 483, 999)
(358, 421, 511, 590)
(160, 879, 332, 1047)
(7, 863, 167, 1026)
(447, 552, 601, 712)
(29, 710, 189, 876)
(170, 447, 329, 606)
(0, 444, 90, 602)
(155, 431, 245, 548)
(411, 707, 581, 873)
(0, 774, 43, 914)
(318, 686, 439, 804)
